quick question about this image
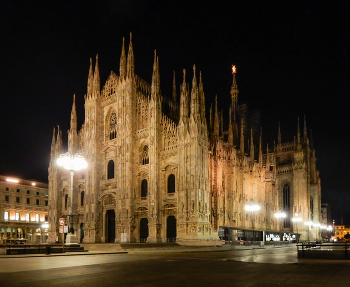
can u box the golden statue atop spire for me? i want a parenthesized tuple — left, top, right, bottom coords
(232, 65, 236, 74)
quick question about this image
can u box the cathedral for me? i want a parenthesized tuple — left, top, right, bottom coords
(48, 35, 321, 245)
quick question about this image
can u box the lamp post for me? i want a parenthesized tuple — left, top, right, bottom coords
(57, 152, 87, 245)
(292, 214, 303, 243)
(275, 211, 286, 242)
(245, 200, 260, 244)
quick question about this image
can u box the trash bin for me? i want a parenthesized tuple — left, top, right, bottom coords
(45, 246, 51, 255)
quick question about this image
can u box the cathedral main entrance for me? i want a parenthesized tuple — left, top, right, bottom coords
(140, 218, 148, 243)
(106, 210, 115, 243)
(167, 216, 176, 242)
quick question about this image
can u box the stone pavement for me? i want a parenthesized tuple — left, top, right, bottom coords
(1, 242, 350, 265)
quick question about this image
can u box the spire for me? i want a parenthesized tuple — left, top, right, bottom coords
(127, 32, 134, 78)
(172, 71, 177, 101)
(278, 122, 281, 145)
(230, 65, 239, 122)
(119, 37, 127, 78)
(220, 110, 224, 137)
(213, 96, 219, 136)
(179, 69, 189, 122)
(250, 129, 254, 160)
(70, 94, 77, 132)
(51, 127, 56, 153)
(199, 71, 206, 125)
(151, 50, 160, 100)
(87, 58, 93, 96)
(209, 103, 213, 131)
(228, 107, 233, 146)
(266, 143, 270, 166)
(297, 117, 300, 144)
(240, 117, 244, 154)
(93, 54, 100, 97)
(190, 64, 199, 120)
(303, 115, 307, 142)
(56, 125, 63, 154)
(259, 127, 263, 164)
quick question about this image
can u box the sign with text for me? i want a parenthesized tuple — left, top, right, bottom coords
(59, 226, 64, 233)
(59, 218, 64, 226)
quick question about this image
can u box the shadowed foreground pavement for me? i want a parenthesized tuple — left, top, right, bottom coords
(0, 244, 349, 286)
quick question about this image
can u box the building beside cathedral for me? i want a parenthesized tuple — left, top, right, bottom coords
(0, 175, 49, 243)
(48, 36, 321, 245)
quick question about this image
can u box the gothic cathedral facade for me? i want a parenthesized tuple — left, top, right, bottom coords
(48, 36, 321, 245)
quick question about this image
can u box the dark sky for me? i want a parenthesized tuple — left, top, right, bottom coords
(1, 1, 349, 224)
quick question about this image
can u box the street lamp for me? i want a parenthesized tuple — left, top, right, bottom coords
(245, 200, 260, 243)
(57, 152, 87, 245)
(292, 215, 303, 243)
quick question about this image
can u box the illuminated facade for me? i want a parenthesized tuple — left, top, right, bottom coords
(48, 36, 321, 245)
(334, 225, 350, 241)
(0, 175, 49, 243)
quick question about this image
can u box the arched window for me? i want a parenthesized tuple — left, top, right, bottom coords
(310, 198, 314, 221)
(141, 145, 149, 165)
(107, 160, 115, 179)
(65, 194, 68, 209)
(81, 191, 85, 206)
(109, 112, 117, 140)
(141, 179, 148, 197)
(282, 184, 290, 228)
(168, 174, 175, 193)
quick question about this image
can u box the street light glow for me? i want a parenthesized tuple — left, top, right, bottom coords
(274, 211, 287, 218)
(245, 202, 260, 211)
(57, 152, 88, 171)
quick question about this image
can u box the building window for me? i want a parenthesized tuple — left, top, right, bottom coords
(35, 214, 39, 222)
(27, 190, 30, 194)
(15, 212, 20, 221)
(141, 179, 148, 197)
(16, 197, 20, 203)
(168, 174, 175, 193)
(141, 145, 149, 165)
(26, 213, 30, 222)
(109, 112, 117, 140)
(4, 211, 9, 221)
(107, 160, 115, 179)
(310, 198, 314, 221)
(45, 200, 48, 206)
(45, 215, 48, 222)
(36, 192, 39, 196)
(282, 184, 290, 228)
(81, 191, 84, 206)
(6, 187, 9, 191)
(36, 199, 40, 205)
(65, 194, 68, 209)
(27, 198, 30, 204)
(17, 189, 20, 192)
(5, 195, 9, 202)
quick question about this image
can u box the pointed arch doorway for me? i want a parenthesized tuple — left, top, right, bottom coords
(167, 216, 176, 242)
(140, 218, 149, 243)
(106, 210, 115, 243)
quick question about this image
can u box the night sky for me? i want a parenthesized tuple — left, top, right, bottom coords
(1, 1, 349, 224)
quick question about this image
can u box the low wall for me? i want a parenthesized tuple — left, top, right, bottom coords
(297, 243, 350, 260)
(6, 247, 64, 255)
